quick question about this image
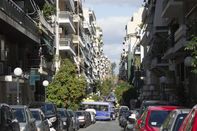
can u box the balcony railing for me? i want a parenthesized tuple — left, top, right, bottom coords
(59, 11, 74, 24)
(174, 24, 186, 42)
(0, 0, 38, 36)
(59, 36, 75, 52)
(38, 11, 53, 34)
(162, 0, 183, 17)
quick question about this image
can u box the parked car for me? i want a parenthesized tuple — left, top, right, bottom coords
(11, 105, 37, 131)
(135, 106, 180, 131)
(160, 108, 190, 131)
(0, 103, 20, 131)
(76, 111, 87, 128)
(119, 106, 130, 118)
(57, 108, 72, 131)
(179, 104, 197, 131)
(30, 108, 50, 131)
(67, 109, 79, 131)
(138, 100, 175, 118)
(29, 102, 62, 131)
(85, 108, 96, 123)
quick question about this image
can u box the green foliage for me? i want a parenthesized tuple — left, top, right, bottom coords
(115, 81, 137, 106)
(100, 78, 113, 97)
(43, 3, 56, 20)
(185, 36, 197, 74)
(47, 59, 87, 110)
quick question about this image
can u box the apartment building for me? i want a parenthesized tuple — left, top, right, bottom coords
(56, 0, 110, 93)
(119, 8, 144, 87)
(140, 0, 197, 106)
(0, 0, 55, 104)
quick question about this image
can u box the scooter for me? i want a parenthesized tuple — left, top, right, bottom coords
(125, 114, 136, 131)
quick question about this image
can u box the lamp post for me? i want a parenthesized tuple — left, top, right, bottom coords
(43, 80, 49, 102)
(14, 67, 23, 105)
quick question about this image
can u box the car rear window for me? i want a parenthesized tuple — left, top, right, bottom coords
(173, 114, 187, 131)
(13, 108, 26, 123)
(149, 110, 170, 127)
(31, 111, 41, 120)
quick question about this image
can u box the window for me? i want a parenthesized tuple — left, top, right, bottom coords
(149, 111, 170, 127)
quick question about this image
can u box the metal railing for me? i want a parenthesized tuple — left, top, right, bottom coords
(0, 0, 38, 36)
(59, 11, 74, 26)
(60, 36, 75, 51)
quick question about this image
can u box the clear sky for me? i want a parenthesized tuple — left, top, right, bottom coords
(83, 0, 143, 74)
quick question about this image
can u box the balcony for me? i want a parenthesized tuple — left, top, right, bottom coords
(162, 0, 183, 18)
(59, 36, 76, 56)
(142, 7, 148, 23)
(59, 11, 75, 33)
(174, 24, 187, 53)
(72, 35, 85, 47)
(0, 0, 38, 39)
(83, 21, 91, 34)
(151, 57, 168, 70)
(38, 11, 53, 34)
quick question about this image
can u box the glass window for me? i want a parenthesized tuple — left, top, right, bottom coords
(13, 108, 26, 123)
(173, 114, 187, 131)
(149, 111, 170, 127)
(31, 111, 41, 120)
(58, 110, 67, 118)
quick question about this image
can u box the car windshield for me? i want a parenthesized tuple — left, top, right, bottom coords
(31, 111, 41, 120)
(149, 110, 170, 127)
(58, 110, 67, 118)
(41, 104, 55, 115)
(173, 114, 187, 131)
(13, 108, 26, 123)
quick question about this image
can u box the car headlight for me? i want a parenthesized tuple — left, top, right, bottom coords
(49, 117, 57, 123)
(63, 122, 67, 125)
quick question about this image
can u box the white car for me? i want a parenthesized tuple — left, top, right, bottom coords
(85, 108, 96, 123)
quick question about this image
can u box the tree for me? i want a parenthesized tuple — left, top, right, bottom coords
(47, 59, 87, 110)
(114, 81, 137, 107)
(185, 36, 197, 74)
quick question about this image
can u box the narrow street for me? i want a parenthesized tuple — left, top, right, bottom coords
(79, 120, 123, 131)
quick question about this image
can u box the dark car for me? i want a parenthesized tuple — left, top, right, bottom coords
(29, 102, 62, 131)
(67, 109, 79, 131)
(0, 103, 20, 131)
(57, 108, 72, 131)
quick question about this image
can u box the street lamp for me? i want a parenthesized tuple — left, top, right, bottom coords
(43, 80, 49, 102)
(14, 67, 23, 104)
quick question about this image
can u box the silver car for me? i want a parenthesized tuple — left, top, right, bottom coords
(160, 109, 190, 131)
(30, 108, 50, 131)
(11, 105, 37, 131)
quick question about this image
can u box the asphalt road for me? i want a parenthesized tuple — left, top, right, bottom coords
(79, 119, 123, 131)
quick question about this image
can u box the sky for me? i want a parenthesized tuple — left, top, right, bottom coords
(83, 0, 143, 74)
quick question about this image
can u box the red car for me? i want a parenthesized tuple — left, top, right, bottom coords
(135, 106, 180, 131)
(179, 104, 197, 131)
